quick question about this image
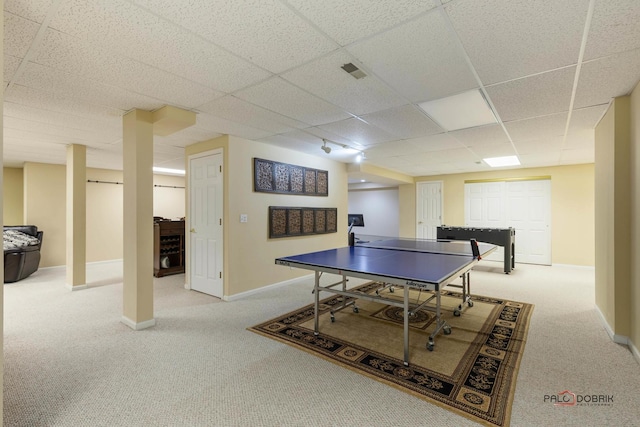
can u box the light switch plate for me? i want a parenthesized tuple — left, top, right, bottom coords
(240, 214, 248, 223)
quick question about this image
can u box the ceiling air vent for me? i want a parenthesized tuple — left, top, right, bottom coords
(341, 63, 367, 79)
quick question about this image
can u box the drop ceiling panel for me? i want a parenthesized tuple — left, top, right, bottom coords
(50, 0, 271, 92)
(569, 105, 608, 131)
(5, 0, 55, 23)
(486, 66, 576, 122)
(584, 0, 640, 61)
(194, 113, 274, 141)
(574, 49, 640, 109)
(4, 55, 23, 82)
(360, 105, 443, 140)
(32, 30, 223, 109)
(287, 0, 437, 45)
(234, 77, 351, 126)
(446, 0, 587, 85)
(197, 95, 307, 134)
(504, 112, 568, 142)
(467, 143, 517, 158)
(4, 127, 95, 146)
(364, 140, 432, 159)
(449, 124, 510, 147)
(404, 147, 478, 165)
(317, 117, 396, 147)
(513, 137, 563, 155)
(131, 0, 337, 73)
(4, 12, 41, 58)
(16, 62, 166, 111)
(559, 148, 594, 164)
(281, 50, 407, 116)
(258, 133, 320, 154)
(564, 131, 594, 149)
(347, 10, 477, 103)
(518, 151, 561, 167)
(406, 133, 466, 152)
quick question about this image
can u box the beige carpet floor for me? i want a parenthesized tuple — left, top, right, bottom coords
(3, 260, 640, 426)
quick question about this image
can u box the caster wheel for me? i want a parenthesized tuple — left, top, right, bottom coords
(389, 287, 395, 293)
(453, 309, 461, 317)
(330, 315, 335, 323)
(353, 307, 359, 314)
(427, 342, 434, 351)
(468, 300, 474, 307)
(443, 326, 452, 335)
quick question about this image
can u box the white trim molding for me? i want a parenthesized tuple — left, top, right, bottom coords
(223, 274, 313, 302)
(121, 316, 156, 331)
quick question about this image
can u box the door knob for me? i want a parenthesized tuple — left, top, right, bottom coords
(190, 228, 195, 233)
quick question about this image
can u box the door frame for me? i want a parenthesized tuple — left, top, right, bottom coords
(186, 148, 224, 292)
(415, 181, 443, 239)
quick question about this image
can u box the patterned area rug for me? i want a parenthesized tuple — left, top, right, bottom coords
(249, 282, 533, 427)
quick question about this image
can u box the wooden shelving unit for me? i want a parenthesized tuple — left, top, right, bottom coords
(153, 220, 185, 277)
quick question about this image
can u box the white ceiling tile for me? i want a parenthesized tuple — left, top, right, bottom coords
(16, 62, 165, 111)
(405, 133, 466, 152)
(360, 105, 443, 139)
(4, 55, 23, 82)
(197, 96, 306, 134)
(302, 127, 359, 148)
(564, 130, 595, 149)
(4, 11, 40, 58)
(404, 147, 479, 165)
(364, 140, 430, 159)
(347, 10, 477, 103)
(584, 0, 640, 60)
(559, 148, 594, 164)
(5, 0, 55, 23)
(518, 151, 561, 167)
(195, 113, 275, 141)
(317, 117, 396, 146)
(287, 0, 437, 45)
(234, 77, 351, 126)
(258, 132, 320, 154)
(504, 112, 568, 142)
(486, 67, 576, 122)
(574, 49, 640, 109)
(50, 0, 271, 92)
(446, 0, 588, 84)
(5, 84, 125, 120)
(281, 50, 407, 116)
(449, 124, 510, 147)
(569, 105, 608, 131)
(131, 0, 336, 73)
(468, 143, 517, 158)
(513, 137, 563, 155)
(32, 30, 223, 109)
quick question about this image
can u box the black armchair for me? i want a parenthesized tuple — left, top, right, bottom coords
(3, 225, 44, 283)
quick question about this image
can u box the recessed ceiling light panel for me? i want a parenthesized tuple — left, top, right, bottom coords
(418, 89, 497, 131)
(483, 155, 520, 167)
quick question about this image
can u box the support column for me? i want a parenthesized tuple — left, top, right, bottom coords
(122, 109, 155, 330)
(66, 144, 87, 290)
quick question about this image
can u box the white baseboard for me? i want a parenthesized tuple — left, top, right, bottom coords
(551, 263, 595, 270)
(629, 339, 640, 366)
(121, 316, 156, 330)
(65, 283, 88, 291)
(594, 304, 629, 345)
(223, 274, 313, 301)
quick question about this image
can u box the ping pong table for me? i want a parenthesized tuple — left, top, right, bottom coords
(275, 236, 496, 366)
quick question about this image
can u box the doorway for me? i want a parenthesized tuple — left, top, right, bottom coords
(416, 181, 443, 239)
(188, 149, 223, 297)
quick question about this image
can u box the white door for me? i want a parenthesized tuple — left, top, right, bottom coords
(189, 151, 223, 297)
(464, 179, 551, 265)
(416, 181, 442, 239)
(506, 180, 551, 265)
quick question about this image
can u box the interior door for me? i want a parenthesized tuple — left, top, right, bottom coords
(189, 151, 223, 297)
(416, 181, 442, 239)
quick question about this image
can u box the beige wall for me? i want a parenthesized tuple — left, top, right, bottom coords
(3, 167, 24, 225)
(399, 164, 595, 266)
(631, 82, 640, 355)
(21, 162, 185, 267)
(185, 135, 348, 298)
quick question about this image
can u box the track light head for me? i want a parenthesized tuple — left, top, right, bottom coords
(321, 140, 331, 154)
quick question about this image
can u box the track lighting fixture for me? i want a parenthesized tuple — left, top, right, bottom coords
(321, 139, 332, 154)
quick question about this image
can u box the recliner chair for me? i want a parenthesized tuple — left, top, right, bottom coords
(4, 225, 44, 283)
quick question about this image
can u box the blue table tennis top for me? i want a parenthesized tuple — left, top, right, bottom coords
(276, 244, 488, 287)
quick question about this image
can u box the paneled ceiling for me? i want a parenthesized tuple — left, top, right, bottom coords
(4, 0, 640, 178)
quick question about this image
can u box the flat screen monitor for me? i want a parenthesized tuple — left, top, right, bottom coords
(348, 214, 365, 227)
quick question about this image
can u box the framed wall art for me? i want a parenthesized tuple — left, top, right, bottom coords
(269, 206, 337, 238)
(254, 158, 328, 196)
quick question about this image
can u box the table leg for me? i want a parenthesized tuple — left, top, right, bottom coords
(314, 270, 320, 335)
(404, 284, 409, 366)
